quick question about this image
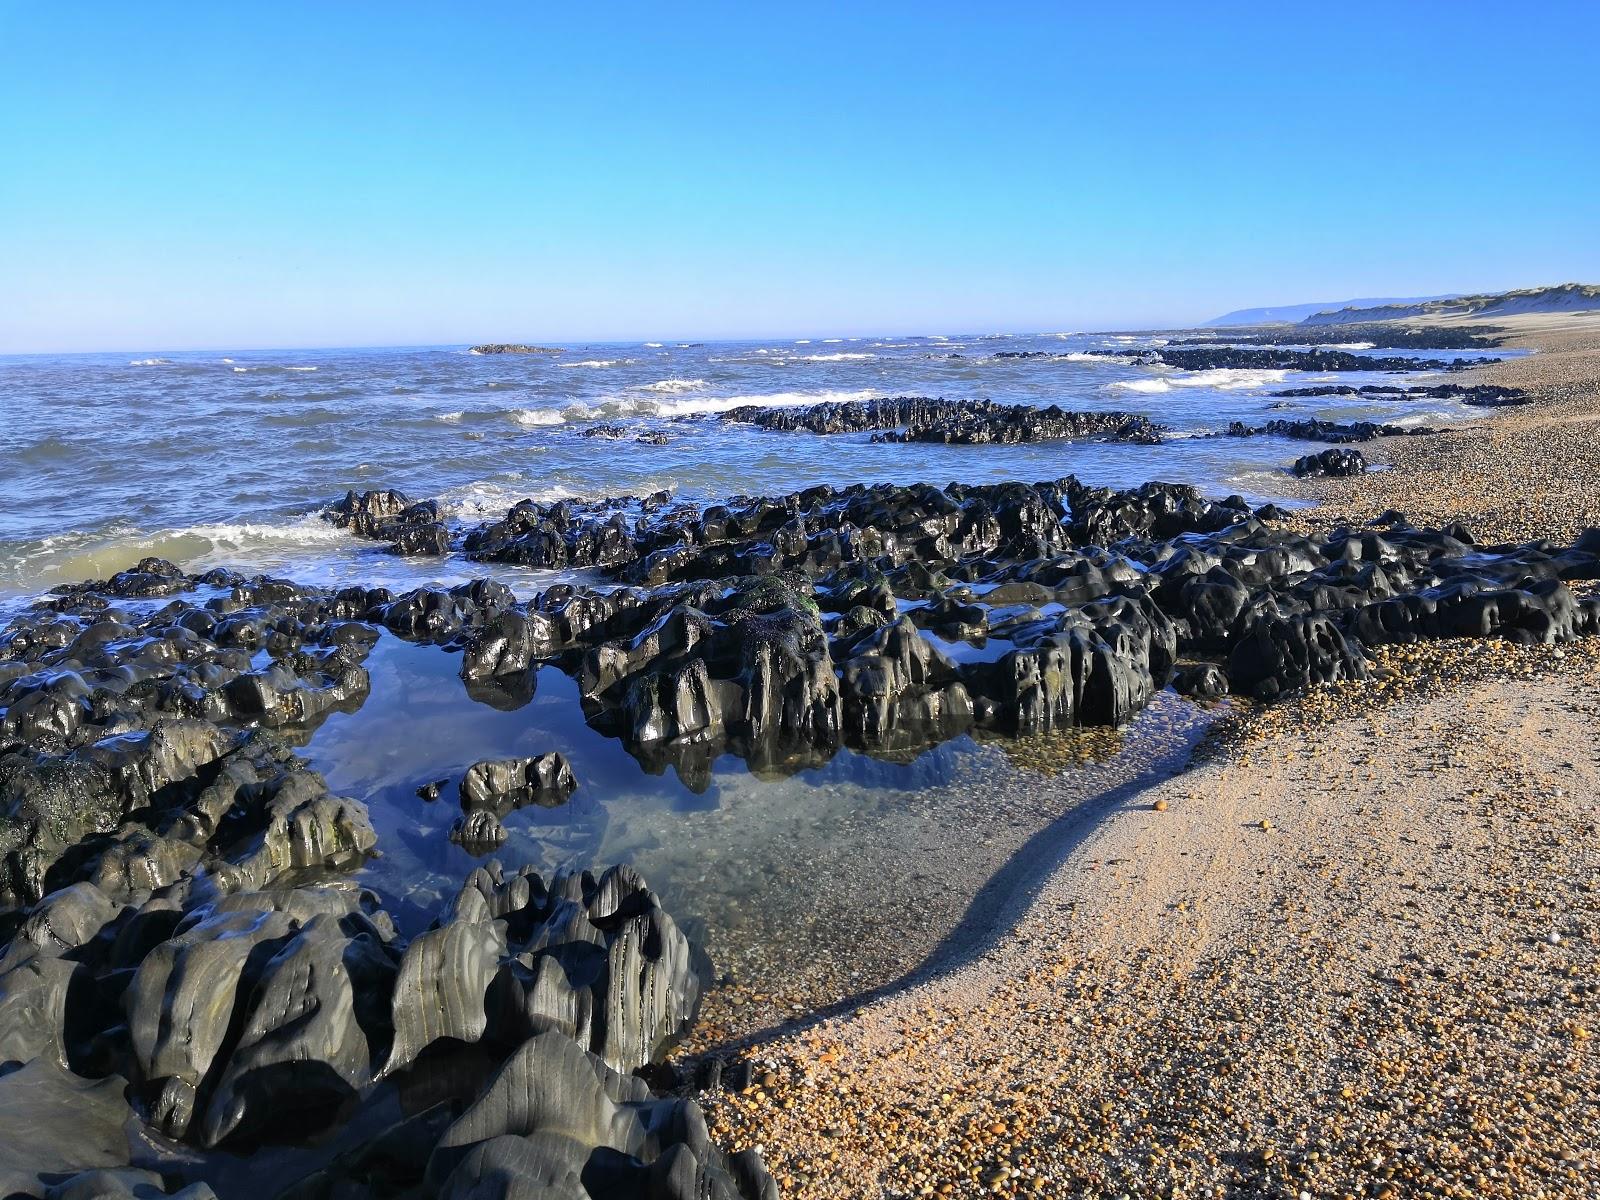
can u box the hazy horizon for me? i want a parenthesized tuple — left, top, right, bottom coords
(3, 2, 1597, 354)
(0, 287, 1565, 359)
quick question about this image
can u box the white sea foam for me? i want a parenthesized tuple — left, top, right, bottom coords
(508, 408, 567, 426)
(822, 338, 843, 343)
(558, 359, 627, 368)
(1062, 351, 1117, 363)
(487, 387, 885, 429)
(1327, 342, 1376, 351)
(794, 339, 812, 345)
(1111, 368, 1290, 394)
(683, 388, 879, 418)
(231, 364, 318, 373)
(798, 352, 875, 362)
(436, 411, 465, 423)
(639, 378, 707, 394)
(437, 480, 573, 520)
(128, 358, 172, 366)
(186, 516, 350, 550)
(643, 342, 664, 348)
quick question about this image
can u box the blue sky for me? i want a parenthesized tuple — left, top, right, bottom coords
(1, 2, 1597, 352)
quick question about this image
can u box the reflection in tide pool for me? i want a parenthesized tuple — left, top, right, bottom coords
(300, 634, 1218, 1035)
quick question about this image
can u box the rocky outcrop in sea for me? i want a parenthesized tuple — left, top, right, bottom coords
(1117, 346, 1491, 372)
(1274, 381, 1530, 407)
(720, 396, 1165, 444)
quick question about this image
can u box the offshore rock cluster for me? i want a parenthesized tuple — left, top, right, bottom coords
(718, 397, 1165, 445)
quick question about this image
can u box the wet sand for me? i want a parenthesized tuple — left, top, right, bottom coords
(692, 312, 1600, 1199)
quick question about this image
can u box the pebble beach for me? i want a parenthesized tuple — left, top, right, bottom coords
(691, 313, 1600, 1200)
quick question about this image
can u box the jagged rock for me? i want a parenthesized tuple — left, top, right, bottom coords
(0, 1061, 143, 1193)
(459, 754, 577, 813)
(123, 904, 300, 1137)
(1123, 346, 1482, 372)
(838, 618, 974, 750)
(450, 809, 508, 856)
(718, 395, 1163, 444)
(1222, 417, 1431, 443)
(383, 917, 508, 1077)
(424, 1032, 775, 1200)
(1227, 612, 1369, 699)
(1293, 448, 1367, 478)
(1275, 381, 1527, 406)
(199, 910, 396, 1148)
(1172, 662, 1229, 699)
(0, 957, 84, 1069)
(1176, 322, 1501, 350)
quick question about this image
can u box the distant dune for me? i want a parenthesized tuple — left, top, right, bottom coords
(1202, 295, 1455, 326)
(1300, 282, 1600, 325)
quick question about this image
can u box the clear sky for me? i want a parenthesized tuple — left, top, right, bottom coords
(2, 1, 1597, 352)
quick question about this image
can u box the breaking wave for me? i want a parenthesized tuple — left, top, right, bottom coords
(1111, 368, 1291, 394)
(639, 378, 707, 394)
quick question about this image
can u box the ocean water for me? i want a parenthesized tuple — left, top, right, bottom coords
(0, 331, 1505, 1016)
(0, 333, 1502, 601)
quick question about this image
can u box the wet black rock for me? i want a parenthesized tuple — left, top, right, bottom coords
(1121, 346, 1484, 372)
(1171, 662, 1229, 699)
(0, 843, 737, 1191)
(583, 423, 671, 446)
(423, 1032, 775, 1200)
(1274, 381, 1529, 407)
(1173, 322, 1503, 350)
(459, 753, 577, 813)
(1227, 612, 1369, 699)
(467, 344, 564, 355)
(462, 498, 640, 572)
(721, 396, 1164, 444)
(1293, 448, 1367, 478)
(1222, 418, 1431, 444)
(323, 490, 452, 557)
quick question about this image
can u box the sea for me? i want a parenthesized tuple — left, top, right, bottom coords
(0, 331, 1507, 1014)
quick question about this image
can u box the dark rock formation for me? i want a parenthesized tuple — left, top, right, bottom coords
(582, 423, 671, 445)
(459, 753, 577, 812)
(324, 490, 452, 557)
(1274, 381, 1529, 407)
(720, 396, 1164, 444)
(1221, 418, 1431, 443)
(467, 344, 564, 355)
(1121, 346, 1487, 372)
(423, 1032, 774, 1200)
(1173, 323, 1504, 350)
(10, 459, 1600, 1193)
(1293, 448, 1367, 478)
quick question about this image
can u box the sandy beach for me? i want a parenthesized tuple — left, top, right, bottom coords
(691, 314, 1600, 1200)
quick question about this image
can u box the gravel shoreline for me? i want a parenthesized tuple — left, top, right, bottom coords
(689, 313, 1600, 1199)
